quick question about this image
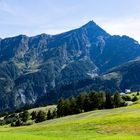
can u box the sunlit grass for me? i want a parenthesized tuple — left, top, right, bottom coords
(0, 101, 140, 140)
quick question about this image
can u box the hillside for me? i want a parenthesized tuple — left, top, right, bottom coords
(0, 101, 140, 140)
(102, 59, 140, 91)
(27, 105, 56, 113)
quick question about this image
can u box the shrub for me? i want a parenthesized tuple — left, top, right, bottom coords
(132, 96, 138, 102)
(122, 95, 131, 101)
(11, 121, 15, 127)
(14, 119, 23, 127)
(0, 120, 5, 126)
(137, 92, 139, 96)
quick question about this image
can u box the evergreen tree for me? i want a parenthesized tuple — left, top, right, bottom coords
(20, 110, 29, 123)
(89, 91, 97, 110)
(47, 110, 52, 120)
(57, 98, 65, 117)
(97, 92, 106, 109)
(15, 119, 22, 126)
(83, 95, 91, 112)
(132, 96, 138, 102)
(89, 91, 106, 110)
(63, 99, 71, 116)
(105, 93, 114, 109)
(77, 92, 86, 112)
(69, 96, 79, 114)
(113, 92, 122, 108)
(35, 110, 46, 123)
(31, 111, 37, 120)
(11, 121, 15, 127)
(52, 109, 57, 119)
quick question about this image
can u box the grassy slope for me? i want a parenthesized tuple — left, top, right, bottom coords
(0, 102, 140, 140)
(27, 105, 56, 113)
(128, 92, 140, 99)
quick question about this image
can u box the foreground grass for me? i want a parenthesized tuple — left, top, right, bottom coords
(0, 103, 140, 140)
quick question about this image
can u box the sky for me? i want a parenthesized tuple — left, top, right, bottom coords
(0, 0, 140, 42)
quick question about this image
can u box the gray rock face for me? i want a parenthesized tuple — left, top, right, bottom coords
(0, 21, 140, 112)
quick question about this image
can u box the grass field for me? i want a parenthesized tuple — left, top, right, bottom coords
(0, 101, 140, 140)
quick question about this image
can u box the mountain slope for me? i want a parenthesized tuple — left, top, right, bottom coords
(102, 58, 140, 92)
(0, 21, 140, 111)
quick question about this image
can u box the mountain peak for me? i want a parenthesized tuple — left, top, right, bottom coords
(83, 20, 97, 27)
(79, 20, 110, 38)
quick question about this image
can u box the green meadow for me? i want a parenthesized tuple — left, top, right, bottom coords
(0, 101, 140, 140)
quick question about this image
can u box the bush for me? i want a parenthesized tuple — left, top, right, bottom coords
(122, 95, 132, 101)
(11, 121, 15, 127)
(132, 96, 138, 102)
(137, 92, 139, 96)
(14, 119, 23, 127)
(52, 110, 57, 119)
(113, 92, 123, 108)
(0, 120, 5, 126)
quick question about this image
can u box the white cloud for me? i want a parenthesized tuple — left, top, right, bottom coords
(97, 18, 140, 42)
(0, 1, 140, 43)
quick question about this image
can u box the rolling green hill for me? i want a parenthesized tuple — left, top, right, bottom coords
(0, 101, 140, 140)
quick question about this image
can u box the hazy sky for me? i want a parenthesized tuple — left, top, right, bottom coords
(0, 0, 140, 42)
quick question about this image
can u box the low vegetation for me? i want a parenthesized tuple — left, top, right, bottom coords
(0, 106, 57, 127)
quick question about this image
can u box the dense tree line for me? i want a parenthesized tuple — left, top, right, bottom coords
(0, 109, 57, 127)
(0, 91, 139, 127)
(57, 91, 125, 117)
